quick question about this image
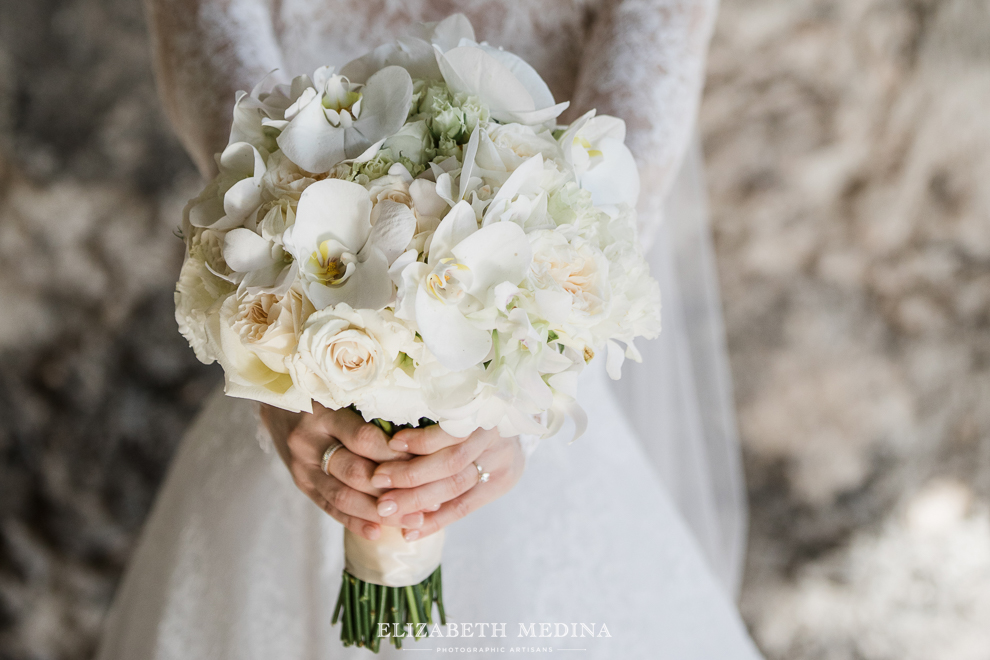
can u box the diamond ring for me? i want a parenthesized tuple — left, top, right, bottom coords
(321, 441, 345, 475)
(473, 461, 490, 484)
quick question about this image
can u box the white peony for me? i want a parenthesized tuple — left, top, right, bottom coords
(526, 229, 612, 338)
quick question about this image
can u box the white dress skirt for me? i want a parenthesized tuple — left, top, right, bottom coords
(95, 352, 762, 659)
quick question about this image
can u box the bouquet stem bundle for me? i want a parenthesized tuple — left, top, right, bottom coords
(332, 566, 446, 650)
(331, 415, 446, 651)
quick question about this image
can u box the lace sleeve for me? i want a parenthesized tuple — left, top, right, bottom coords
(146, 0, 286, 177)
(572, 0, 719, 249)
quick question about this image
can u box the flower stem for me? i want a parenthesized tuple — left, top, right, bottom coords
(333, 567, 444, 652)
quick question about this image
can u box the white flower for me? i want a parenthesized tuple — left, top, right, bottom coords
(185, 142, 267, 231)
(421, 317, 574, 438)
(395, 200, 532, 371)
(558, 111, 640, 208)
(482, 123, 563, 172)
(291, 304, 423, 414)
(340, 14, 475, 83)
(229, 286, 314, 373)
(526, 229, 611, 334)
(174, 248, 233, 364)
(277, 66, 414, 173)
(480, 154, 568, 232)
(262, 150, 318, 201)
(281, 179, 415, 310)
(436, 45, 569, 126)
(383, 120, 433, 165)
(208, 290, 314, 413)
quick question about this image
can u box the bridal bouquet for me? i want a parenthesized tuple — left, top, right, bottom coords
(174, 14, 660, 651)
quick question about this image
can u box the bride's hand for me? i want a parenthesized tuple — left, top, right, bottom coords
(370, 427, 526, 541)
(260, 403, 412, 541)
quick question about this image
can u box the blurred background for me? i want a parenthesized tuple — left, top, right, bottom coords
(0, 0, 988, 658)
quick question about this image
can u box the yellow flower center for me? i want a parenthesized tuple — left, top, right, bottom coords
(309, 240, 347, 285)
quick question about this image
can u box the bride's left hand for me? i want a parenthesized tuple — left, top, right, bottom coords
(370, 427, 525, 541)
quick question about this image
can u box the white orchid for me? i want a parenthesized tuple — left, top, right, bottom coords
(185, 142, 267, 232)
(435, 45, 569, 127)
(395, 200, 532, 372)
(340, 14, 476, 83)
(277, 66, 414, 173)
(558, 110, 641, 208)
(281, 179, 415, 311)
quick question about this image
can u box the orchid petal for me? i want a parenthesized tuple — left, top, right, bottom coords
(485, 154, 543, 222)
(436, 46, 535, 122)
(223, 228, 276, 273)
(606, 339, 625, 379)
(409, 179, 448, 218)
(223, 176, 263, 224)
(415, 285, 493, 371)
(458, 127, 480, 202)
(276, 93, 348, 172)
(452, 222, 531, 297)
(579, 137, 641, 207)
(305, 248, 392, 311)
(285, 179, 373, 260)
(351, 66, 414, 148)
(476, 44, 557, 113)
(429, 201, 477, 262)
(364, 200, 416, 264)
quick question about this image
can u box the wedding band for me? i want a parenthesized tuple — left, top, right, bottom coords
(473, 461, 490, 484)
(321, 441, 345, 475)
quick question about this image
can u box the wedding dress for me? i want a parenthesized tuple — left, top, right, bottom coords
(97, 2, 762, 658)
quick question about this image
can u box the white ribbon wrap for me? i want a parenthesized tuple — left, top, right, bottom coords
(344, 527, 445, 586)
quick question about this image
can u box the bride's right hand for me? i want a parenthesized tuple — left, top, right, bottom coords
(259, 403, 412, 541)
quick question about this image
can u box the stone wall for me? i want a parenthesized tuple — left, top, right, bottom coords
(0, 0, 987, 658)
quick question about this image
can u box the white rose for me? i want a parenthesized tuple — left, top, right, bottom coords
(291, 304, 416, 409)
(208, 290, 313, 413)
(229, 286, 314, 373)
(262, 150, 318, 202)
(383, 120, 433, 165)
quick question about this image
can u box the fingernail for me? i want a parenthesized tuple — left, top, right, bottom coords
(401, 512, 424, 528)
(371, 474, 392, 489)
(427, 504, 441, 512)
(403, 529, 420, 542)
(364, 524, 380, 540)
(377, 500, 398, 517)
(388, 439, 408, 452)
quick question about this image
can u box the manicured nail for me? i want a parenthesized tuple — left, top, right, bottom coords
(364, 524, 380, 540)
(371, 474, 392, 489)
(377, 500, 398, 516)
(401, 512, 424, 528)
(389, 439, 408, 452)
(403, 529, 420, 542)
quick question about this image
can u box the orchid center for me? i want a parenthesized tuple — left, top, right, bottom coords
(322, 75, 363, 117)
(309, 240, 354, 286)
(426, 258, 470, 303)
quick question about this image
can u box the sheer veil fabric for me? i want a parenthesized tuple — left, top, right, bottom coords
(96, 2, 762, 658)
(613, 135, 748, 595)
